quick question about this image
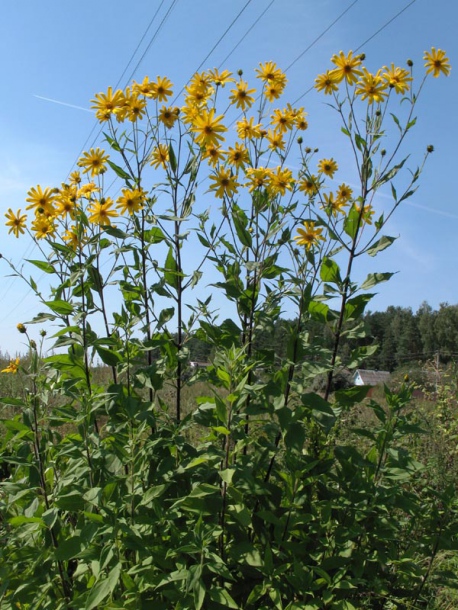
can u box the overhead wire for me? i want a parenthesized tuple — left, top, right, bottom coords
(292, 0, 418, 105)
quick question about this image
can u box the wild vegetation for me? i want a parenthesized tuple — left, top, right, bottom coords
(0, 48, 456, 609)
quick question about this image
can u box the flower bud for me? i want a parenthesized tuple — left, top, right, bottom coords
(17, 323, 27, 334)
(297, 136, 303, 145)
(427, 144, 434, 153)
(407, 59, 413, 67)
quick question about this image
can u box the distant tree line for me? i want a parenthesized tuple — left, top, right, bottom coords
(186, 302, 458, 372)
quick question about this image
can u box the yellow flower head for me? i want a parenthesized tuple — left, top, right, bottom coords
(245, 167, 273, 192)
(202, 144, 225, 167)
(355, 69, 388, 104)
(270, 107, 295, 133)
(229, 80, 257, 111)
(116, 188, 146, 215)
(226, 142, 250, 169)
(355, 202, 375, 225)
(158, 105, 180, 129)
(5, 208, 27, 238)
(315, 70, 339, 95)
(91, 86, 124, 122)
(31, 216, 56, 239)
(151, 76, 174, 101)
(322, 191, 348, 217)
(264, 80, 285, 102)
(78, 182, 100, 199)
(1, 357, 20, 374)
(63, 225, 85, 250)
(267, 166, 294, 197)
(208, 68, 234, 87)
(318, 158, 338, 178)
(150, 143, 170, 169)
(25, 185, 56, 214)
(331, 50, 363, 85)
(336, 183, 353, 203)
(208, 168, 240, 199)
(382, 64, 413, 94)
(126, 93, 147, 122)
(237, 116, 262, 140)
(294, 221, 325, 250)
(256, 61, 287, 87)
(424, 47, 451, 78)
(87, 197, 118, 226)
(132, 76, 155, 97)
(77, 148, 109, 178)
(191, 108, 227, 147)
(266, 129, 286, 151)
(69, 171, 82, 185)
(298, 175, 320, 196)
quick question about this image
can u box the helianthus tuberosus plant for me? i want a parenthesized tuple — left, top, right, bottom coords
(0, 48, 456, 609)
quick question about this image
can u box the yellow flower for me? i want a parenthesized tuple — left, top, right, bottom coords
(336, 183, 353, 203)
(237, 117, 262, 140)
(268, 166, 294, 197)
(180, 103, 200, 125)
(424, 47, 451, 78)
(1, 357, 20, 374)
(158, 105, 180, 128)
(78, 182, 100, 199)
(314, 70, 339, 95)
(226, 142, 250, 169)
(150, 144, 170, 169)
(298, 175, 320, 196)
(191, 108, 227, 147)
(263, 80, 285, 103)
(126, 93, 147, 122)
(31, 216, 56, 239)
(5, 208, 27, 238)
(322, 191, 347, 216)
(202, 144, 225, 167)
(382, 64, 412, 94)
(87, 197, 118, 226)
(266, 129, 286, 151)
(229, 80, 256, 111)
(69, 171, 82, 185)
(245, 167, 273, 192)
(91, 86, 124, 122)
(355, 203, 375, 224)
(25, 185, 56, 214)
(355, 69, 388, 104)
(77, 148, 109, 177)
(318, 158, 338, 178)
(116, 188, 146, 215)
(270, 107, 295, 133)
(294, 109, 308, 131)
(209, 168, 240, 199)
(331, 50, 363, 85)
(208, 68, 234, 87)
(132, 76, 155, 97)
(55, 184, 78, 219)
(294, 221, 325, 250)
(62, 226, 84, 250)
(256, 61, 287, 87)
(151, 76, 174, 101)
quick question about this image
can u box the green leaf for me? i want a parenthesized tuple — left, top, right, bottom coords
(360, 272, 394, 290)
(164, 247, 179, 289)
(85, 562, 122, 610)
(144, 227, 166, 244)
(344, 294, 374, 321)
(343, 206, 361, 239)
(95, 346, 122, 367)
(366, 235, 396, 257)
(334, 385, 371, 407)
(168, 142, 177, 172)
(157, 307, 175, 329)
(44, 299, 74, 315)
(207, 587, 239, 608)
(309, 300, 330, 323)
(107, 159, 132, 182)
(26, 259, 55, 274)
(320, 257, 342, 285)
(55, 536, 82, 561)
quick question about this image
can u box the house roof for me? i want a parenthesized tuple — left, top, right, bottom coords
(354, 369, 391, 386)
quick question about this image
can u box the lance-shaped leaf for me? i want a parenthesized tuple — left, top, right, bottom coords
(320, 257, 342, 285)
(366, 235, 397, 257)
(26, 259, 55, 274)
(360, 272, 395, 290)
(44, 299, 74, 315)
(107, 159, 132, 183)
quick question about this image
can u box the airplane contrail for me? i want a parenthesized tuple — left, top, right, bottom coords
(33, 94, 93, 113)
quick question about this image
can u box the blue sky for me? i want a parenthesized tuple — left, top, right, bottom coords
(0, 0, 456, 355)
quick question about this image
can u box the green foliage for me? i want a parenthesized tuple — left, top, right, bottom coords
(1, 53, 456, 609)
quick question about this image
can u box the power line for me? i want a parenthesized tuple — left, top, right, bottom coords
(292, 0, 417, 105)
(217, 0, 276, 68)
